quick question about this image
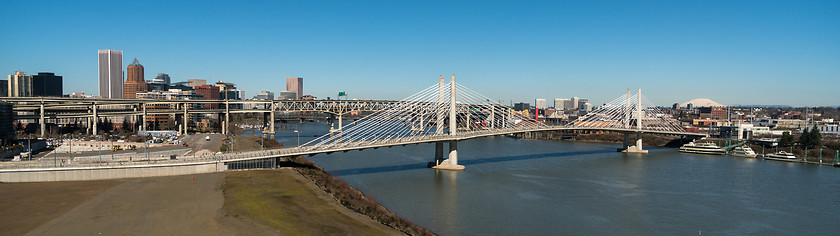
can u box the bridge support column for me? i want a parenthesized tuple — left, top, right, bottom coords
(432, 141, 464, 170)
(183, 103, 188, 135)
(92, 102, 98, 135)
(269, 102, 276, 139)
(434, 142, 444, 165)
(40, 102, 45, 138)
(619, 132, 648, 153)
(142, 104, 147, 131)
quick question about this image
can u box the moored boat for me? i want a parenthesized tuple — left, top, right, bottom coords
(765, 151, 797, 160)
(730, 146, 757, 158)
(679, 142, 725, 155)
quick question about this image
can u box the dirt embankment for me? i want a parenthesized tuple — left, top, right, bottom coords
(286, 156, 435, 236)
(223, 169, 405, 235)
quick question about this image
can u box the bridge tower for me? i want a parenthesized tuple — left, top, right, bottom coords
(433, 75, 465, 170)
(620, 89, 648, 153)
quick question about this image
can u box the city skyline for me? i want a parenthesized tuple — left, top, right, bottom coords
(1, 1, 838, 106)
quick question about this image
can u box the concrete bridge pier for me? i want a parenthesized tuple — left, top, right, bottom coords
(432, 141, 465, 170)
(619, 132, 648, 153)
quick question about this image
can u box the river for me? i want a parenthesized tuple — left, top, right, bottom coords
(270, 122, 840, 235)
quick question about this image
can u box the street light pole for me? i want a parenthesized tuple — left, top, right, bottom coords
(294, 130, 300, 147)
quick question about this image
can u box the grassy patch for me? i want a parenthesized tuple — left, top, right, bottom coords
(223, 170, 402, 235)
(288, 156, 435, 236)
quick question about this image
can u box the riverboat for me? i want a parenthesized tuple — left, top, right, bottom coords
(730, 146, 757, 158)
(765, 151, 797, 160)
(679, 142, 725, 155)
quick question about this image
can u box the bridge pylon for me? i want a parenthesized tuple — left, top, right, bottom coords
(432, 76, 465, 170)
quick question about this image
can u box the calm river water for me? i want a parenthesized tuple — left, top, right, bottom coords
(272, 123, 840, 235)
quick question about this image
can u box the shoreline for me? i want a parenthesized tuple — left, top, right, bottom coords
(285, 156, 435, 236)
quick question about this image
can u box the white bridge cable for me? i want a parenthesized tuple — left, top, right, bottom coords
(570, 92, 684, 132)
(301, 81, 552, 152)
(301, 83, 451, 150)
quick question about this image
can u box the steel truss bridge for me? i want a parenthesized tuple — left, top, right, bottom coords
(2, 97, 405, 137)
(2, 76, 705, 172)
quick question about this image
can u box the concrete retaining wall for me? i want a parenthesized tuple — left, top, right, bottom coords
(0, 162, 228, 183)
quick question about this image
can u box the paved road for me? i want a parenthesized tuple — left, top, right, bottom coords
(183, 133, 227, 153)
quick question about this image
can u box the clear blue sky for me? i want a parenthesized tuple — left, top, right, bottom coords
(2, 0, 838, 106)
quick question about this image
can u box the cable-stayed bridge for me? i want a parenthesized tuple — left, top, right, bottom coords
(1, 76, 706, 179)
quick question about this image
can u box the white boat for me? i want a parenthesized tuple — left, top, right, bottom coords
(766, 151, 797, 159)
(730, 146, 757, 158)
(679, 142, 725, 155)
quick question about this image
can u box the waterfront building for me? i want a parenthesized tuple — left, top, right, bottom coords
(31, 72, 63, 97)
(123, 59, 147, 99)
(194, 85, 220, 109)
(98, 49, 123, 98)
(169, 81, 194, 92)
(279, 91, 296, 100)
(136, 89, 200, 100)
(68, 92, 91, 98)
(286, 77, 303, 100)
(699, 106, 728, 120)
(255, 91, 274, 100)
(535, 99, 547, 109)
(187, 79, 206, 87)
(7, 71, 32, 97)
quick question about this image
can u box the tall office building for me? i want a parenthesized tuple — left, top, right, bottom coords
(98, 49, 123, 98)
(554, 98, 569, 110)
(123, 58, 147, 99)
(570, 97, 580, 110)
(279, 91, 296, 100)
(535, 99, 547, 109)
(31, 72, 63, 97)
(8, 71, 32, 97)
(148, 73, 171, 91)
(0, 80, 7, 97)
(255, 91, 274, 100)
(151, 73, 170, 85)
(286, 77, 303, 100)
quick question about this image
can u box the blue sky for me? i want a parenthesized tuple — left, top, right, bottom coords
(1, 0, 838, 106)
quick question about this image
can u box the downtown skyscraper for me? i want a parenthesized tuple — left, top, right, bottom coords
(286, 77, 303, 100)
(98, 49, 123, 98)
(123, 58, 147, 99)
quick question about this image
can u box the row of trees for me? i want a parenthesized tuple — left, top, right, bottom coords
(779, 125, 822, 148)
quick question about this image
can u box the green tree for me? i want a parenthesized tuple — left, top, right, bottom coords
(798, 128, 811, 147)
(780, 131, 794, 146)
(810, 125, 822, 148)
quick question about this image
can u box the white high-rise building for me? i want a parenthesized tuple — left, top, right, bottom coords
(535, 98, 547, 109)
(570, 97, 580, 110)
(286, 77, 303, 100)
(98, 49, 123, 98)
(7, 71, 32, 97)
(554, 98, 569, 110)
(583, 102, 593, 112)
